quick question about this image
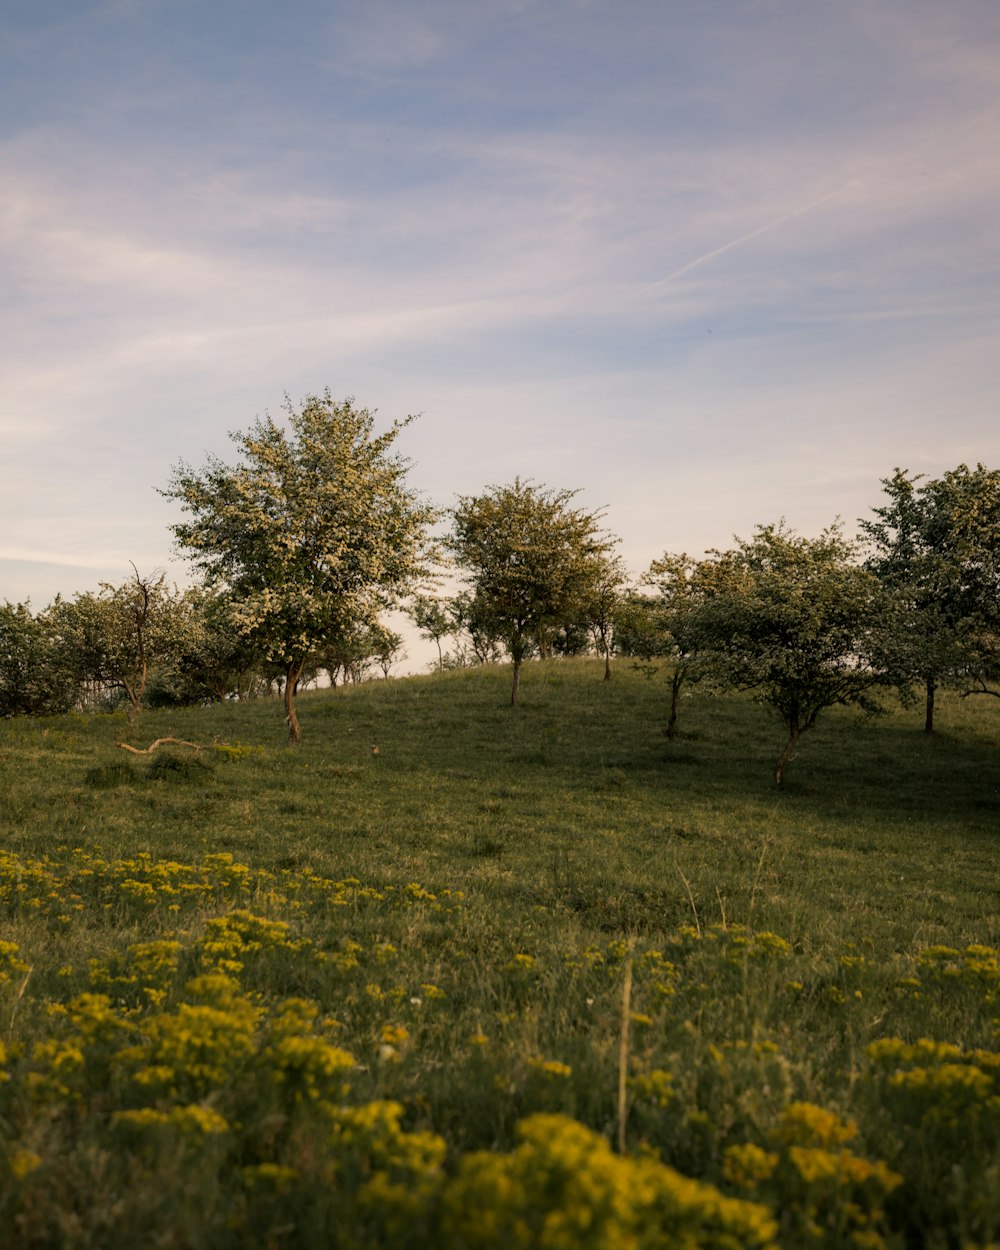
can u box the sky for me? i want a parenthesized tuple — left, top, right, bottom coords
(2, 0, 999, 669)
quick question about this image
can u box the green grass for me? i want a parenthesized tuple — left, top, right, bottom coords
(6, 659, 997, 949)
(1, 659, 999, 1247)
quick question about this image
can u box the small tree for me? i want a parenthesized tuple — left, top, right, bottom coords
(613, 594, 668, 662)
(580, 554, 629, 681)
(641, 553, 723, 739)
(409, 595, 455, 673)
(371, 625, 406, 679)
(320, 621, 402, 685)
(47, 568, 189, 722)
(0, 602, 76, 717)
(46, 591, 115, 710)
(687, 523, 892, 786)
(447, 479, 617, 705)
(449, 591, 506, 665)
(321, 623, 374, 685)
(150, 586, 264, 706)
(163, 392, 436, 741)
(861, 464, 1000, 730)
(549, 618, 592, 659)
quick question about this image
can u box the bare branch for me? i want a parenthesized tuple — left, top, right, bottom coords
(116, 737, 210, 754)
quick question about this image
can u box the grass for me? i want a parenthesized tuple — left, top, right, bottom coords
(6, 659, 997, 948)
(1, 659, 999, 1247)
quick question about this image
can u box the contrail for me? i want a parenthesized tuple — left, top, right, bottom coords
(639, 186, 845, 294)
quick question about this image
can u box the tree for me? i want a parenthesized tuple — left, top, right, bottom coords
(548, 618, 592, 659)
(640, 553, 722, 739)
(163, 392, 436, 741)
(860, 464, 1000, 731)
(371, 624, 406, 679)
(47, 568, 190, 722)
(320, 620, 400, 685)
(579, 553, 629, 681)
(612, 593, 668, 662)
(448, 591, 506, 665)
(685, 523, 893, 786)
(409, 595, 455, 673)
(148, 586, 265, 706)
(447, 479, 617, 705)
(0, 602, 76, 717)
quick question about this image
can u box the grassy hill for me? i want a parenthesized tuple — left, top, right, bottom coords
(1, 660, 999, 1246)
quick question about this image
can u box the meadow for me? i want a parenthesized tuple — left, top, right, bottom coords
(1, 659, 999, 1248)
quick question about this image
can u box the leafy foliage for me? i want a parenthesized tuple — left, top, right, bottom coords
(0, 602, 75, 717)
(46, 569, 192, 721)
(320, 619, 404, 685)
(860, 463, 1000, 729)
(638, 553, 732, 739)
(147, 587, 267, 707)
(681, 523, 894, 784)
(409, 596, 456, 673)
(163, 392, 436, 740)
(448, 479, 617, 704)
(446, 591, 507, 666)
(577, 553, 629, 680)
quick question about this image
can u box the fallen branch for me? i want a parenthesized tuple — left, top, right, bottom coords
(116, 737, 209, 755)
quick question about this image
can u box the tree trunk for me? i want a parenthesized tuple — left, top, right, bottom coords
(284, 660, 305, 743)
(126, 565, 150, 725)
(123, 663, 146, 725)
(924, 676, 936, 734)
(511, 657, 522, 706)
(603, 639, 612, 682)
(666, 668, 683, 740)
(773, 726, 805, 788)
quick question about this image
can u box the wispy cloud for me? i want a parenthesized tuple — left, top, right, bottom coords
(0, 546, 134, 571)
(2, 0, 999, 615)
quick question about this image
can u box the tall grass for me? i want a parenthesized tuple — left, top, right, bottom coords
(1, 659, 998, 1246)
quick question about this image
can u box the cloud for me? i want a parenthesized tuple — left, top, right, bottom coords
(1, 0, 999, 608)
(0, 546, 134, 571)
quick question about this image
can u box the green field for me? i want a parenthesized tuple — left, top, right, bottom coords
(2, 660, 999, 1247)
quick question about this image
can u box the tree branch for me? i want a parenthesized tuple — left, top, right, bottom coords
(960, 681, 1000, 701)
(116, 737, 211, 754)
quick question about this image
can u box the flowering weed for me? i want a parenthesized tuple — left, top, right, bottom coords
(3, 666, 1000, 1245)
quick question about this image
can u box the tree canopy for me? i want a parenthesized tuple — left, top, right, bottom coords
(683, 523, 893, 785)
(639, 553, 726, 739)
(163, 392, 436, 741)
(0, 601, 76, 718)
(860, 464, 1000, 730)
(579, 552, 629, 682)
(447, 479, 617, 704)
(47, 568, 190, 722)
(409, 596, 456, 673)
(8, 431, 1000, 789)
